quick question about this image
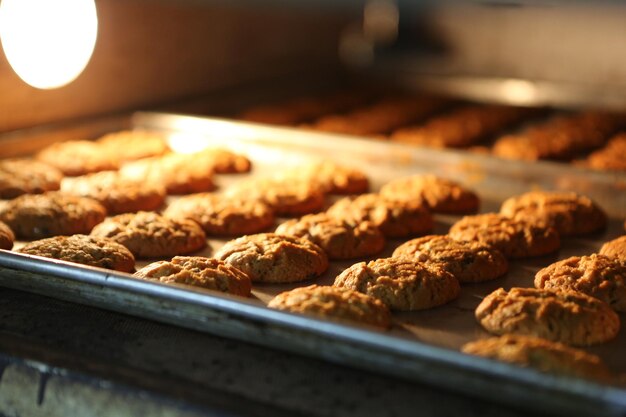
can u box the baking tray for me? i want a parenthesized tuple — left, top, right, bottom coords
(0, 112, 625, 416)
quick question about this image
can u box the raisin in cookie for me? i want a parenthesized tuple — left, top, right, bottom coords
(600, 235, 626, 261)
(326, 193, 433, 238)
(18, 234, 135, 273)
(500, 191, 606, 236)
(275, 213, 385, 260)
(61, 171, 166, 214)
(392, 235, 508, 283)
(164, 193, 274, 236)
(333, 257, 460, 311)
(475, 287, 619, 346)
(134, 256, 251, 297)
(462, 335, 611, 382)
(380, 175, 479, 214)
(0, 221, 14, 250)
(0, 192, 106, 239)
(0, 159, 63, 199)
(37, 140, 119, 176)
(214, 233, 328, 283)
(268, 285, 391, 328)
(449, 213, 560, 259)
(535, 254, 626, 312)
(90, 211, 206, 258)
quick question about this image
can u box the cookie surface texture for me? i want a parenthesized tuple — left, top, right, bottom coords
(0, 159, 63, 199)
(37, 140, 119, 176)
(599, 235, 626, 262)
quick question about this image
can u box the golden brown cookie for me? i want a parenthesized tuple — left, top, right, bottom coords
(380, 175, 479, 214)
(475, 287, 620, 346)
(290, 161, 369, 194)
(37, 140, 119, 176)
(326, 193, 433, 238)
(96, 130, 170, 162)
(500, 191, 606, 236)
(268, 285, 391, 328)
(449, 213, 560, 259)
(0, 192, 106, 239)
(461, 335, 611, 382)
(192, 148, 251, 174)
(535, 254, 626, 312)
(227, 177, 325, 217)
(0, 159, 63, 199)
(120, 152, 216, 195)
(392, 235, 508, 283)
(134, 256, 251, 297)
(333, 257, 460, 311)
(600, 235, 626, 261)
(164, 193, 274, 236)
(214, 233, 328, 283)
(0, 220, 14, 250)
(583, 133, 626, 171)
(61, 171, 166, 214)
(275, 213, 385, 260)
(18, 234, 135, 273)
(90, 211, 207, 258)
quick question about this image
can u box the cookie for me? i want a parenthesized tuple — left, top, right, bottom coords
(475, 287, 620, 346)
(164, 193, 274, 236)
(0, 159, 63, 199)
(120, 152, 216, 195)
(583, 133, 626, 171)
(534, 254, 626, 312)
(380, 175, 479, 214)
(333, 257, 460, 311)
(291, 161, 369, 194)
(227, 177, 325, 217)
(0, 220, 14, 250)
(275, 213, 385, 260)
(268, 285, 391, 328)
(134, 256, 251, 297)
(449, 213, 560, 259)
(18, 234, 135, 273)
(96, 130, 169, 162)
(61, 171, 166, 214)
(326, 193, 433, 238)
(37, 140, 119, 176)
(90, 211, 207, 258)
(500, 191, 606, 236)
(214, 233, 328, 283)
(600, 235, 626, 261)
(0, 192, 107, 239)
(392, 235, 508, 283)
(192, 148, 251, 174)
(461, 335, 611, 382)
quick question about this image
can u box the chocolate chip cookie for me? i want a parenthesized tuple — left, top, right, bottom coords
(214, 233, 328, 283)
(0, 159, 63, 199)
(392, 235, 508, 283)
(134, 256, 252, 297)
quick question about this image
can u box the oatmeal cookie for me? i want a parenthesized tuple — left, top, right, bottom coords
(583, 133, 626, 171)
(164, 193, 274, 236)
(380, 175, 479, 214)
(18, 234, 135, 272)
(392, 235, 508, 283)
(227, 177, 325, 217)
(290, 161, 369, 194)
(268, 285, 391, 328)
(500, 191, 606, 236)
(0, 159, 63, 199)
(535, 254, 626, 312)
(275, 213, 385, 260)
(90, 211, 206, 258)
(475, 287, 620, 346)
(134, 256, 251, 297)
(0, 192, 106, 239)
(61, 171, 166, 214)
(193, 148, 251, 174)
(326, 193, 433, 238)
(0, 221, 14, 250)
(214, 233, 328, 283)
(449, 213, 560, 259)
(600, 235, 626, 261)
(37, 140, 119, 176)
(333, 257, 460, 311)
(96, 130, 169, 162)
(461, 335, 611, 381)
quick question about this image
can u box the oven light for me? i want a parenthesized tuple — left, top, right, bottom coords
(0, 0, 98, 89)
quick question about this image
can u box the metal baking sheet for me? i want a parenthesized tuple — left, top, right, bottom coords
(0, 112, 625, 416)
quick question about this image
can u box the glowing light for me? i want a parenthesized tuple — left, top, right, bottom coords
(167, 132, 212, 154)
(0, 0, 98, 89)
